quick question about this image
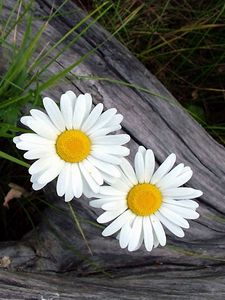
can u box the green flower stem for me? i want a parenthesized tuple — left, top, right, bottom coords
(0, 150, 30, 168)
(68, 202, 93, 255)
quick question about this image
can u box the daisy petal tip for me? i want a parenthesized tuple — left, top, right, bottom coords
(20, 116, 29, 126)
(66, 90, 76, 96)
(125, 148, 130, 156)
(64, 195, 74, 202)
(102, 229, 110, 237)
(56, 190, 64, 198)
(145, 247, 153, 252)
(193, 211, 200, 220)
(37, 178, 45, 185)
(98, 103, 104, 110)
(89, 200, 95, 207)
(97, 215, 106, 224)
(179, 231, 185, 238)
(170, 153, 176, 161)
(13, 136, 20, 144)
(43, 96, 52, 106)
(28, 167, 33, 175)
(160, 240, 166, 247)
(198, 190, 203, 197)
(125, 134, 131, 142)
(195, 202, 199, 208)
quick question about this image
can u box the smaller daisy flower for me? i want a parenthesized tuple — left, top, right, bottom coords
(90, 147, 202, 252)
(13, 91, 130, 201)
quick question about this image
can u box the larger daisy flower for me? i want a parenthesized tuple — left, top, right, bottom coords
(90, 146, 202, 252)
(13, 91, 130, 201)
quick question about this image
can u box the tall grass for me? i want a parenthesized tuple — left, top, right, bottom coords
(84, 0, 225, 144)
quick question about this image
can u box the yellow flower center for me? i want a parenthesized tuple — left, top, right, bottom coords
(127, 183, 162, 216)
(56, 130, 91, 163)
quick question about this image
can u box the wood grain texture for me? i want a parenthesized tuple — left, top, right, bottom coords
(0, 0, 225, 299)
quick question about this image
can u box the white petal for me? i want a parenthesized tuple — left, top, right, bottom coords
(92, 145, 130, 156)
(91, 151, 122, 165)
(82, 174, 96, 198)
(119, 222, 132, 249)
(97, 208, 126, 224)
(138, 146, 146, 156)
(26, 118, 59, 140)
(162, 187, 203, 199)
(165, 199, 199, 209)
(30, 172, 43, 183)
(13, 136, 21, 144)
(134, 151, 145, 183)
(65, 163, 74, 202)
(32, 182, 46, 191)
(100, 171, 118, 185)
(65, 190, 74, 202)
(163, 203, 199, 219)
(65, 91, 77, 104)
(24, 146, 55, 159)
(89, 125, 121, 138)
(102, 209, 134, 236)
(188, 189, 203, 199)
(29, 157, 56, 175)
(56, 163, 70, 197)
(120, 158, 138, 185)
(71, 163, 83, 198)
(37, 159, 64, 185)
(151, 153, 176, 184)
(163, 198, 199, 209)
(159, 206, 190, 228)
(128, 216, 143, 251)
(153, 229, 159, 248)
(92, 134, 130, 146)
(150, 214, 166, 246)
(79, 162, 100, 194)
(73, 94, 87, 129)
(144, 149, 155, 183)
(100, 186, 126, 196)
(105, 113, 123, 127)
(87, 108, 117, 134)
(133, 226, 144, 251)
(87, 156, 121, 177)
(143, 216, 153, 252)
(89, 196, 124, 208)
(60, 93, 74, 129)
(102, 200, 127, 211)
(30, 109, 59, 132)
(81, 103, 103, 132)
(20, 116, 32, 126)
(19, 133, 55, 145)
(43, 97, 65, 131)
(155, 211, 184, 238)
(82, 159, 103, 185)
(160, 170, 193, 190)
(156, 163, 185, 188)
(83, 93, 93, 120)
(111, 177, 131, 193)
(15, 141, 37, 151)
(64, 168, 74, 202)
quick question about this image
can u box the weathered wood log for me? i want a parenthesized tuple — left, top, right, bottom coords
(0, 0, 225, 299)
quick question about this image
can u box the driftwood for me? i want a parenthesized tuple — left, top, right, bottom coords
(0, 0, 225, 299)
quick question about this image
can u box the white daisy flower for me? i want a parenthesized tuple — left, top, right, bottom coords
(90, 146, 202, 252)
(13, 91, 130, 201)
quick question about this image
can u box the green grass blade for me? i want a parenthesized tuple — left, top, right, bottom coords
(38, 4, 142, 91)
(0, 150, 30, 168)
